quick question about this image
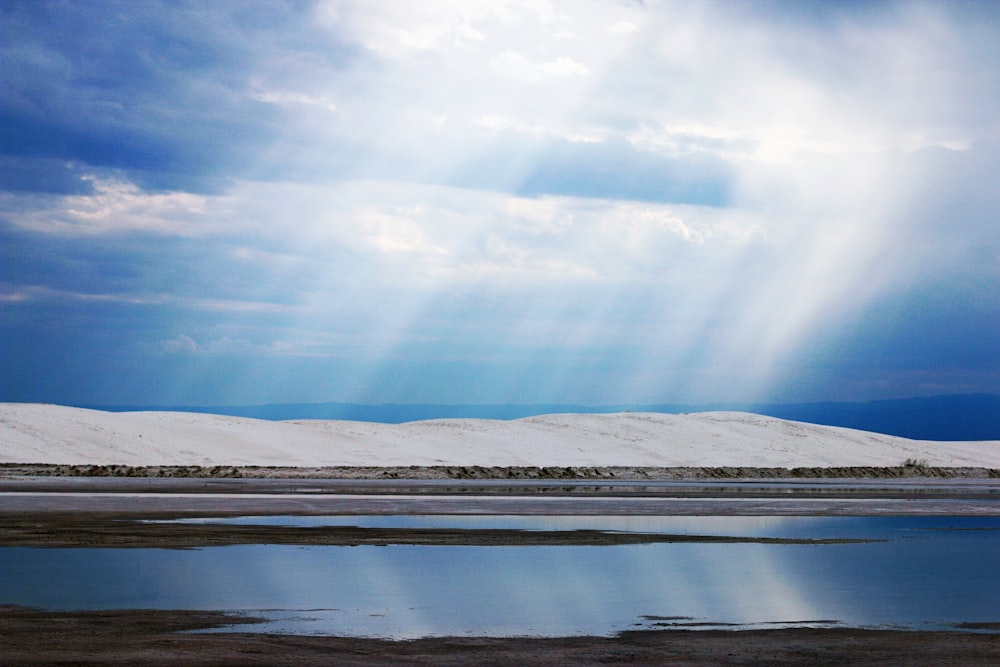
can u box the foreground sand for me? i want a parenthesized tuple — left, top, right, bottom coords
(3, 606, 999, 666)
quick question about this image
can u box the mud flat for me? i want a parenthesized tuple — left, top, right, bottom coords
(0, 511, 889, 548)
(2, 606, 999, 666)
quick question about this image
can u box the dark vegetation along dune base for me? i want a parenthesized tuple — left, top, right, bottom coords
(4, 463, 998, 479)
(2, 606, 999, 666)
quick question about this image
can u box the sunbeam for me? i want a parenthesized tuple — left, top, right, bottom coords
(2, 0, 998, 405)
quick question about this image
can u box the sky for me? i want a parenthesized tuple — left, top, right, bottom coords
(1, 0, 998, 408)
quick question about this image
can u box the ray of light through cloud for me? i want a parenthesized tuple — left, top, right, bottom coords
(1, 0, 998, 406)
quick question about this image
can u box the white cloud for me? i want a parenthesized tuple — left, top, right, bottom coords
(151, 335, 334, 358)
(355, 208, 450, 256)
(2, 176, 218, 236)
(490, 51, 589, 84)
(249, 88, 339, 113)
(315, 0, 563, 57)
(266, 181, 761, 286)
(607, 21, 636, 34)
(473, 114, 608, 144)
(161, 334, 198, 354)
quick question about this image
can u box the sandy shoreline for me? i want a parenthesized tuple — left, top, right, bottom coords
(4, 474, 1000, 517)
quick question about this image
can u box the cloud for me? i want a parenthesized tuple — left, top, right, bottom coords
(490, 51, 589, 84)
(0, 0, 299, 193)
(154, 335, 304, 357)
(607, 21, 636, 34)
(248, 88, 340, 113)
(317, 0, 576, 57)
(161, 334, 199, 354)
(0, 156, 93, 195)
(2, 176, 219, 236)
(1, 0, 999, 405)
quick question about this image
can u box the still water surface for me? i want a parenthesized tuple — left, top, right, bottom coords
(2, 515, 997, 637)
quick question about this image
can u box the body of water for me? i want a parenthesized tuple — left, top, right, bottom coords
(2, 515, 997, 638)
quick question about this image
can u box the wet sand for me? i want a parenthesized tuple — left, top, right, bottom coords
(2, 472, 999, 665)
(0, 511, 885, 548)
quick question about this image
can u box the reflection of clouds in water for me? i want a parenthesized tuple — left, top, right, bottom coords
(129, 515, 850, 634)
(609, 543, 823, 625)
(11, 517, 1000, 637)
(5, 543, 825, 636)
(301, 543, 829, 635)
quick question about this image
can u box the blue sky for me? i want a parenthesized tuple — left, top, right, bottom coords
(2, 0, 998, 407)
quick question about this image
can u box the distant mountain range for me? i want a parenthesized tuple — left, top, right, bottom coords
(77, 394, 1000, 441)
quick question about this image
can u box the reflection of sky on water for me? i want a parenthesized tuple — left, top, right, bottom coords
(2, 516, 998, 638)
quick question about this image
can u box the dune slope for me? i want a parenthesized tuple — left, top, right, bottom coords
(2, 403, 998, 468)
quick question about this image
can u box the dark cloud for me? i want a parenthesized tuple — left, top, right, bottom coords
(0, 157, 93, 194)
(0, 0, 323, 193)
(2, 1, 737, 204)
(0, 219, 318, 310)
(772, 279, 1000, 402)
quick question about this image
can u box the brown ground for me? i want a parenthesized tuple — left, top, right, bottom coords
(2, 606, 999, 666)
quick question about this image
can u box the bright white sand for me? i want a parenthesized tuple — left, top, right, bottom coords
(1, 403, 998, 468)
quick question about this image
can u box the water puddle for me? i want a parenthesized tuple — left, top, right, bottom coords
(2, 515, 998, 638)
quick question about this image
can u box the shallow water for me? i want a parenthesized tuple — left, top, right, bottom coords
(2, 515, 998, 638)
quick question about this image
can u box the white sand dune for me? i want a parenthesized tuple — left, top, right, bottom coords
(1, 403, 998, 468)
